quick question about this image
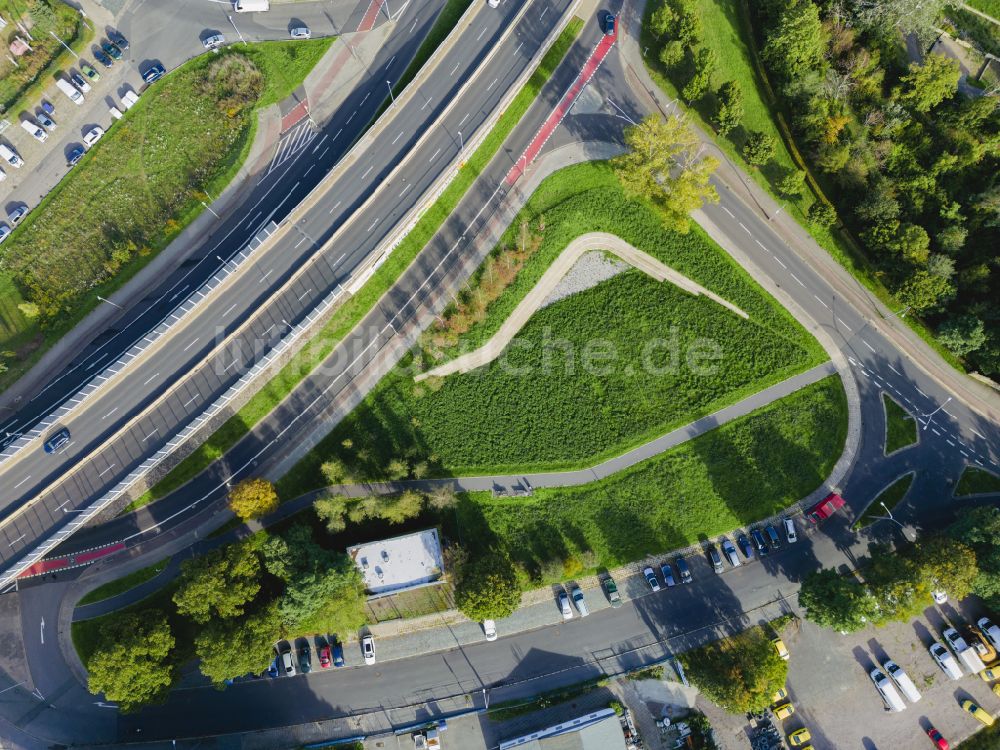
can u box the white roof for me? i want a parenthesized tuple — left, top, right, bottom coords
(500, 710, 627, 750)
(347, 528, 443, 594)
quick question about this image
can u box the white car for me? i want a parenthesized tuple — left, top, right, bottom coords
(83, 126, 105, 148)
(932, 590, 948, 604)
(361, 634, 376, 665)
(929, 642, 963, 680)
(20, 119, 47, 142)
(558, 590, 572, 620)
(783, 517, 798, 543)
(290, 26, 311, 39)
(203, 33, 225, 49)
(483, 619, 497, 642)
(570, 586, 589, 617)
(70, 72, 91, 93)
(943, 627, 968, 653)
(7, 206, 27, 226)
(978, 617, 1000, 651)
(0, 224, 11, 243)
(488, 0, 500, 6)
(121, 90, 140, 109)
(36, 111, 57, 131)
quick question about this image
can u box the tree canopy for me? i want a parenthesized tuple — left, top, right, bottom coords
(798, 569, 878, 632)
(455, 550, 522, 622)
(194, 603, 282, 686)
(228, 477, 279, 520)
(172, 543, 261, 624)
(87, 611, 175, 712)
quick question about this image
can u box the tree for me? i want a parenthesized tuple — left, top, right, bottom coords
(948, 507, 1000, 610)
(911, 536, 978, 601)
(866, 548, 928, 625)
(314, 493, 350, 533)
(195, 604, 282, 686)
(807, 201, 837, 227)
(455, 550, 522, 621)
(427, 485, 458, 510)
(851, 0, 948, 42)
(713, 81, 744, 136)
(681, 47, 717, 103)
(278, 550, 365, 632)
(612, 115, 719, 233)
(377, 490, 425, 524)
(798, 569, 879, 632)
(228, 477, 278, 520)
(894, 270, 954, 314)
(777, 168, 806, 198)
(386, 458, 410, 480)
(742, 131, 776, 166)
(937, 315, 985, 357)
(648, 0, 676, 38)
(894, 54, 960, 114)
(659, 40, 685, 69)
(935, 224, 967, 255)
(888, 223, 930, 264)
(321, 458, 352, 485)
(762, 1, 826, 81)
(87, 611, 174, 712)
(173, 544, 261, 624)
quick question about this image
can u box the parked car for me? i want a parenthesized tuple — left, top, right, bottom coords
(265, 657, 279, 678)
(70, 72, 91, 92)
(109, 105, 123, 120)
(601, 12, 616, 35)
(142, 63, 166, 83)
(332, 640, 345, 667)
(771, 687, 788, 704)
(660, 563, 675, 587)
(932, 589, 948, 604)
(558, 590, 573, 619)
(929, 642, 963, 680)
(978, 617, 1000, 651)
(290, 26, 311, 39)
(0, 143, 23, 168)
(483, 619, 498, 641)
(707, 546, 723, 574)
(884, 660, 921, 702)
(870, 667, 906, 712)
(203, 33, 225, 49)
(297, 643, 311, 673)
(980, 666, 999, 681)
(43, 427, 70, 453)
(361, 634, 376, 665)
(570, 586, 589, 616)
(721, 539, 741, 567)
(36, 110, 56, 130)
(122, 90, 140, 109)
(101, 40, 123, 60)
(772, 638, 789, 661)
(604, 576, 622, 607)
(67, 145, 85, 166)
(675, 556, 692, 584)
(751, 528, 769, 556)
(20, 119, 47, 142)
(971, 629, 997, 664)
(83, 126, 105, 148)
(0, 224, 11, 244)
(318, 641, 332, 668)
(927, 727, 950, 750)
(109, 29, 129, 50)
(765, 524, 781, 549)
(961, 699, 995, 726)
(736, 534, 754, 560)
(788, 728, 811, 747)
(93, 47, 114, 68)
(783, 517, 798, 543)
(276, 640, 296, 676)
(643, 566, 660, 592)
(81, 61, 100, 82)
(773, 702, 794, 720)
(7, 206, 27, 226)
(40, 99, 55, 115)
(807, 493, 846, 523)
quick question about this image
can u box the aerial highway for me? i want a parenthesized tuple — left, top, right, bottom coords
(0, 0, 998, 746)
(0, 0, 577, 587)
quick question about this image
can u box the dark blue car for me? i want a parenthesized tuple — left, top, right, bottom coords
(93, 47, 114, 68)
(602, 13, 616, 35)
(737, 534, 754, 560)
(43, 427, 70, 454)
(142, 64, 166, 84)
(751, 528, 769, 556)
(332, 640, 345, 667)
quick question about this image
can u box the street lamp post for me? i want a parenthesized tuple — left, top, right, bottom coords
(97, 295, 123, 311)
(871, 501, 914, 541)
(386, 80, 395, 107)
(227, 15, 247, 45)
(457, 130, 463, 154)
(919, 397, 952, 432)
(48, 30, 78, 59)
(201, 200, 220, 218)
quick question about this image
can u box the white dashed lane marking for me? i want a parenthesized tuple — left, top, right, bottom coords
(862, 340, 876, 353)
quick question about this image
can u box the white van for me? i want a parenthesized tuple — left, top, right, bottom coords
(109, 106, 123, 120)
(870, 667, 907, 712)
(929, 642, 964, 680)
(20, 119, 47, 142)
(234, 0, 269, 10)
(783, 518, 798, 543)
(883, 660, 921, 703)
(0, 144, 23, 168)
(55, 77, 84, 105)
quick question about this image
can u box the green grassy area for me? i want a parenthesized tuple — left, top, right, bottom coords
(966, 0, 1000, 18)
(456, 376, 846, 582)
(958, 721, 1000, 750)
(71, 580, 195, 669)
(853, 473, 915, 530)
(76, 557, 172, 606)
(123, 18, 585, 513)
(276, 160, 825, 495)
(955, 466, 1000, 496)
(640, 0, 966, 373)
(882, 393, 917, 455)
(0, 39, 333, 393)
(949, 4, 1000, 56)
(392, 0, 473, 100)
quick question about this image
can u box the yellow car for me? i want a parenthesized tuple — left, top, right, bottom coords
(994, 683, 1000, 700)
(772, 638, 790, 661)
(788, 727, 811, 747)
(981, 667, 1000, 681)
(962, 699, 996, 727)
(772, 688, 788, 704)
(774, 702, 795, 720)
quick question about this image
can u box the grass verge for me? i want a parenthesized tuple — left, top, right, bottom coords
(454, 375, 845, 583)
(123, 17, 585, 513)
(487, 676, 609, 721)
(276, 160, 827, 492)
(882, 393, 917, 455)
(955, 466, 1000, 496)
(853, 473, 915, 530)
(76, 557, 172, 606)
(0, 38, 334, 394)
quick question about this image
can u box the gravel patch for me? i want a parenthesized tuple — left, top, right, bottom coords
(539, 250, 629, 309)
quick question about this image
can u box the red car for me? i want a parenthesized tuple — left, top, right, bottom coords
(807, 493, 846, 523)
(318, 643, 332, 669)
(927, 727, 950, 750)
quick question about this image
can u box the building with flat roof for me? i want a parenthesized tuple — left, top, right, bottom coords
(347, 528, 443, 595)
(498, 708, 628, 750)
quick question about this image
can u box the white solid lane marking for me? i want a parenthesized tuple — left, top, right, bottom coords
(813, 295, 829, 310)
(862, 340, 875, 352)
(183, 337, 200, 352)
(837, 317, 852, 332)
(722, 206, 734, 218)
(790, 273, 805, 287)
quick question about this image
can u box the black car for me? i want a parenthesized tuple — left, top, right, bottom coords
(67, 146, 85, 166)
(109, 29, 129, 51)
(737, 534, 754, 560)
(298, 643, 311, 673)
(101, 40, 123, 60)
(765, 524, 781, 549)
(751, 528, 769, 556)
(142, 64, 166, 84)
(676, 556, 693, 584)
(707, 545, 723, 574)
(93, 47, 113, 68)
(602, 13, 616, 35)
(43, 427, 70, 454)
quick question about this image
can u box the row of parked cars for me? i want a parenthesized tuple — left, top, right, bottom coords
(272, 634, 376, 677)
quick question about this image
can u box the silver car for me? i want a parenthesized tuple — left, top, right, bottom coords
(570, 586, 589, 617)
